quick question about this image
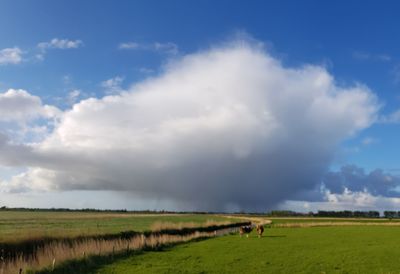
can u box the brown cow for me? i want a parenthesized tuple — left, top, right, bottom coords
(239, 225, 253, 237)
(256, 224, 264, 238)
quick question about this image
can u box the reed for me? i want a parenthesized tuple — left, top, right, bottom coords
(3, 233, 197, 273)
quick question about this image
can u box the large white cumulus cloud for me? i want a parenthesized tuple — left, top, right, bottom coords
(0, 43, 379, 210)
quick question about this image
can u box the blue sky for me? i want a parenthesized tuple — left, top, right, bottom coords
(1, 0, 400, 211)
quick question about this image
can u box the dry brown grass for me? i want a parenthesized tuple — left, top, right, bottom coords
(224, 215, 272, 226)
(1, 227, 236, 274)
(150, 219, 232, 231)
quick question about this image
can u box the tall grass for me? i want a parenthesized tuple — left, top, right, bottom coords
(150, 219, 232, 231)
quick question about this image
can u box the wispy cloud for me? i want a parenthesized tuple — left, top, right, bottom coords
(377, 54, 391, 62)
(153, 42, 178, 55)
(380, 109, 400, 123)
(118, 41, 178, 55)
(37, 38, 83, 50)
(67, 89, 81, 105)
(36, 38, 83, 61)
(119, 42, 140, 50)
(352, 51, 391, 62)
(0, 47, 23, 65)
(101, 76, 124, 94)
(138, 67, 155, 74)
(392, 65, 400, 84)
(361, 136, 379, 146)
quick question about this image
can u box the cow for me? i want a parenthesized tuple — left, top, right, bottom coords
(256, 224, 264, 238)
(239, 225, 253, 238)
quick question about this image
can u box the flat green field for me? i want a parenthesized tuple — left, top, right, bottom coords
(94, 226, 400, 274)
(0, 211, 231, 243)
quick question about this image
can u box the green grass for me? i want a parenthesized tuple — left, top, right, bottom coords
(93, 226, 400, 274)
(0, 211, 231, 243)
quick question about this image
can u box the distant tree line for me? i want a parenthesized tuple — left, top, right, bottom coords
(265, 210, 381, 218)
(382, 211, 400, 219)
(0, 206, 211, 214)
(314, 210, 380, 218)
(0, 206, 129, 213)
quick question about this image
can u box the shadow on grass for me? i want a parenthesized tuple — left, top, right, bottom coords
(33, 237, 209, 274)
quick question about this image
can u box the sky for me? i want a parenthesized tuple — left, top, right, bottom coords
(1, 0, 400, 212)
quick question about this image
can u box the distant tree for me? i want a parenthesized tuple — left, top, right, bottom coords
(368, 211, 380, 218)
(384, 211, 398, 219)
